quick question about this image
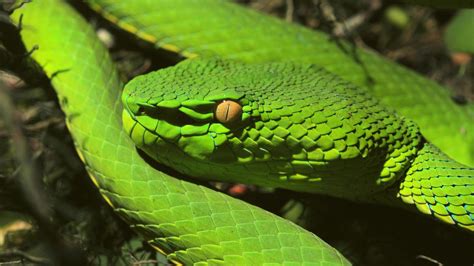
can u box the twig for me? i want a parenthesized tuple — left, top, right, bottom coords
(132, 259, 160, 266)
(285, 0, 294, 22)
(416, 255, 443, 266)
(0, 249, 51, 265)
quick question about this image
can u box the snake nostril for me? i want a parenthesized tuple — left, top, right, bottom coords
(136, 105, 161, 118)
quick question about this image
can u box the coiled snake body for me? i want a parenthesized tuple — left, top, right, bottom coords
(10, 0, 474, 264)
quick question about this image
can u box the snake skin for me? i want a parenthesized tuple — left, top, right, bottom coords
(11, 0, 350, 264)
(123, 59, 474, 231)
(88, 0, 474, 167)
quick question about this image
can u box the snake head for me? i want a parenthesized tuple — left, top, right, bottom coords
(122, 59, 255, 164)
(122, 59, 421, 196)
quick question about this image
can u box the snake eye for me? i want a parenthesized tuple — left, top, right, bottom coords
(215, 100, 242, 123)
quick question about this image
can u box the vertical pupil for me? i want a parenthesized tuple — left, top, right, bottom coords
(224, 103, 230, 122)
(216, 100, 242, 123)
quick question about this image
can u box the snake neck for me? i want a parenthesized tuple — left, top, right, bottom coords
(379, 142, 474, 231)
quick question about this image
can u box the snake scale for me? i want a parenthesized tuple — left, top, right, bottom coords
(9, 0, 474, 265)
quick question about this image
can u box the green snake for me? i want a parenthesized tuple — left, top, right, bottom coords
(9, 0, 474, 265)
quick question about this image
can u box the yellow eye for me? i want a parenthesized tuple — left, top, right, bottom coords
(215, 100, 242, 123)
